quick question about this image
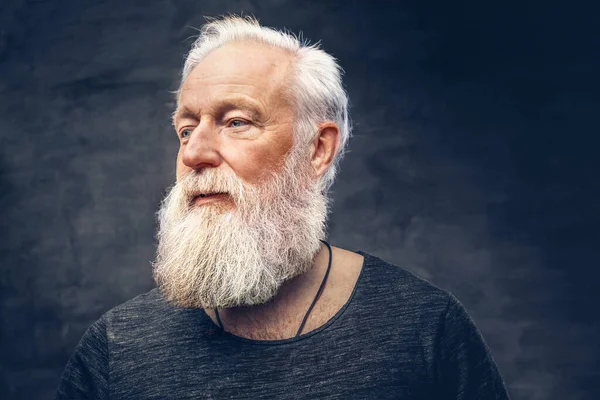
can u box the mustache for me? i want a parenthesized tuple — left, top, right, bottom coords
(177, 169, 248, 202)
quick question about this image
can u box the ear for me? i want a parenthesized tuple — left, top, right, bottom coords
(310, 121, 341, 179)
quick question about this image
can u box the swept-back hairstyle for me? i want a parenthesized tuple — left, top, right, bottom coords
(178, 15, 351, 193)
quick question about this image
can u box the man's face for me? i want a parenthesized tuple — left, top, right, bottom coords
(173, 41, 296, 201)
(153, 42, 328, 309)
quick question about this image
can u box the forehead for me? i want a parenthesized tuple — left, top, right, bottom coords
(178, 41, 294, 111)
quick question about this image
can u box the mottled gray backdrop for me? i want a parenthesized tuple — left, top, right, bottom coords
(1, 1, 599, 399)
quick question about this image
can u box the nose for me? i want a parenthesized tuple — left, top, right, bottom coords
(180, 121, 223, 171)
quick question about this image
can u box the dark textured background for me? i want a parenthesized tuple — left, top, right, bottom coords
(1, 1, 599, 399)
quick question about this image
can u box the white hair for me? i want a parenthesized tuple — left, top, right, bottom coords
(178, 15, 351, 193)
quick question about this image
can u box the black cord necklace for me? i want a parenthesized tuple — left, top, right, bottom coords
(214, 239, 333, 338)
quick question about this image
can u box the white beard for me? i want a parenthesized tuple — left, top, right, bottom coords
(152, 145, 329, 309)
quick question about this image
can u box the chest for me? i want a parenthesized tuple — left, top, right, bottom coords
(108, 329, 436, 399)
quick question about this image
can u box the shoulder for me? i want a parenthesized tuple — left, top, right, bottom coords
(105, 288, 166, 317)
(353, 251, 463, 336)
(358, 250, 452, 308)
(99, 289, 165, 327)
(100, 289, 210, 342)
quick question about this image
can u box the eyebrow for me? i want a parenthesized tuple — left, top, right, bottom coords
(171, 106, 197, 127)
(172, 98, 265, 127)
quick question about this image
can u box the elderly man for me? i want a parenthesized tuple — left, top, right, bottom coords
(56, 16, 510, 399)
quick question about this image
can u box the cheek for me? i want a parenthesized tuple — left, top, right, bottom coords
(223, 141, 292, 184)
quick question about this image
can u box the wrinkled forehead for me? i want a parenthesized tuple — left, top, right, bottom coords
(178, 41, 295, 109)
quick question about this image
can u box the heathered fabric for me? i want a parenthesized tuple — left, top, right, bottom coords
(56, 251, 510, 399)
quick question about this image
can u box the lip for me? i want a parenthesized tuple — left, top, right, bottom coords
(192, 193, 230, 206)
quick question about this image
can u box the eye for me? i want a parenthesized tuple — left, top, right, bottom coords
(180, 129, 193, 139)
(228, 119, 248, 128)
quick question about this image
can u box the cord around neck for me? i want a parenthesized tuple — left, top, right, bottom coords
(214, 240, 333, 338)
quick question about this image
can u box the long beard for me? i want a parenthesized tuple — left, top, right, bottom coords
(152, 146, 329, 309)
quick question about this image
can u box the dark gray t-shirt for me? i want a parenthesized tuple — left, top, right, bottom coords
(56, 251, 510, 399)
